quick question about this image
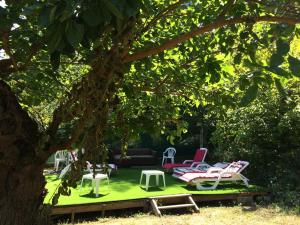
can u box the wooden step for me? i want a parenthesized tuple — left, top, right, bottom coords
(149, 194, 199, 216)
(158, 203, 195, 210)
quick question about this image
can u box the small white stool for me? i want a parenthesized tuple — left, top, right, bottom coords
(139, 170, 166, 191)
(80, 173, 109, 197)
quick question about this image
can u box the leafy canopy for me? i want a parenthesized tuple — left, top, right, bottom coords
(0, 0, 300, 147)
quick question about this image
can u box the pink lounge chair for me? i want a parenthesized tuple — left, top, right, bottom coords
(177, 160, 250, 190)
(163, 148, 208, 170)
(172, 162, 230, 178)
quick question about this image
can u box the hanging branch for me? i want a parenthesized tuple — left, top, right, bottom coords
(124, 16, 300, 63)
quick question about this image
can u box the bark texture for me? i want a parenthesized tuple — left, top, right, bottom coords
(0, 80, 50, 225)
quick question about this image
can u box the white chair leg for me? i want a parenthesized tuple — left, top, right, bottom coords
(196, 179, 220, 190)
(79, 177, 85, 195)
(106, 177, 110, 192)
(156, 175, 159, 186)
(146, 175, 150, 191)
(92, 179, 95, 190)
(139, 173, 143, 186)
(162, 174, 166, 188)
(240, 175, 249, 187)
(57, 160, 61, 171)
(94, 179, 99, 197)
(54, 161, 57, 171)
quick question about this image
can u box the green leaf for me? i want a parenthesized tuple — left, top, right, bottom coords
(288, 55, 300, 77)
(253, 71, 267, 84)
(240, 84, 258, 107)
(209, 71, 221, 84)
(22, 3, 42, 16)
(270, 53, 284, 67)
(82, 5, 108, 27)
(276, 40, 290, 55)
(239, 77, 250, 91)
(102, 0, 124, 20)
(65, 21, 84, 48)
(234, 53, 242, 64)
(126, 0, 142, 12)
(0, 7, 10, 29)
(266, 66, 291, 78)
(239, 31, 249, 39)
(47, 24, 65, 53)
(38, 6, 51, 26)
(62, 43, 75, 58)
(126, 0, 142, 17)
(50, 51, 61, 71)
(274, 78, 287, 97)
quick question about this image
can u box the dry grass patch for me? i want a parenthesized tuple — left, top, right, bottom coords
(63, 206, 300, 225)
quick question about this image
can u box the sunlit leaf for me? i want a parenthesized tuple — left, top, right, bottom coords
(240, 84, 258, 107)
(276, 40, 290, 55)
(288, 55, 300, 77)
(65, 21, 84, 48)
(270, 53, 284, 67)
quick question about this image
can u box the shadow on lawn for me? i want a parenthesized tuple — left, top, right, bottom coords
(139, 187, 165, 192)
(79, 192, 110, 198)
(45, 175, 60, 182)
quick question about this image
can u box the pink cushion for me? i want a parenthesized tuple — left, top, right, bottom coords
(163, 163, 192, 169)
(179, 173, 232, 182)
(173, 168, 206, 177)
(193, 148, 207, 162)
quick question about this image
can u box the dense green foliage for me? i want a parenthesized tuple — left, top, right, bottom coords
(211, 84, 300, 210)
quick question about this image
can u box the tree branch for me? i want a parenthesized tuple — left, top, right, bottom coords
(124, 16, 300, 63)
(1, 31, 18, 70)
(0, 59, 14, 79)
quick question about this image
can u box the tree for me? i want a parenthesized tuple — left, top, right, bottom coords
(0, 0, 300, 224)
(210, 83, 300, 208)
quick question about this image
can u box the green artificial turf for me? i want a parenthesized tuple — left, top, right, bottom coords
(44, 168, 264, 206)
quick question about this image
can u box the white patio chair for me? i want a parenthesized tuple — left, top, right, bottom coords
(80, 161, 110, 197)
(54, 150, 68, 171)
(162, 147, 176, 166)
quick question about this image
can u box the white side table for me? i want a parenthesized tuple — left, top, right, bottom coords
(80, 173, 109, 197)
(139, 170, 166, 191)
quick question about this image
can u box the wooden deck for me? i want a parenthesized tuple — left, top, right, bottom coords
(51, 191, 266, 222)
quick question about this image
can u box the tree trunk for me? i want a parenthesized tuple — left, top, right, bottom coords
(0, 166, 50, 225)
(0, 80, 50, 225)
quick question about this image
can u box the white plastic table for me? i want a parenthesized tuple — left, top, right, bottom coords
(139, 170, 166, 191)
(80, 173, 109, 197)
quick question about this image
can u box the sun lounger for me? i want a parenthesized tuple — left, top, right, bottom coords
(172, 162, 230, 178)
(177, 161, 250, 190)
